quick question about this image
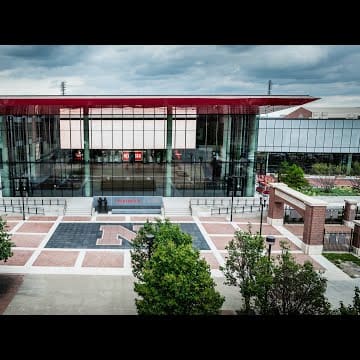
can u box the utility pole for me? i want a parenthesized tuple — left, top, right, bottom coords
(61, 81, 66, 95)
(267, 80, 272, 95)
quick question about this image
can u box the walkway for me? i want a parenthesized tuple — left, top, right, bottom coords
(1, 212, 358, 313)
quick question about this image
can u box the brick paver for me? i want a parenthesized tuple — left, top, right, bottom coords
(199, 216, 228, 222)
(237, 223, 282, 235)
(265, 237, 300, 251)
(17, 222, 55, 233)
(62, 216, 92, 221)
(200, 252, 220, 269)
(209, 236, 234, 250)
(233, 216, 262, 223)
(0, 250, 34, 266)
(33, 251, 79, 267)
(202, 223, 236, 234)
(0, 214, 329, 278)
(166, 216, 193, 221)
(11, 234, 45, 248)
(97, 225, 136, 245)
(5, 222, 20, 232)
(82, 251, 124, 268)
(95, 216, 126, 221)
(284, 224, 304, 236)
(130, 216, 159, 222)
(27, 216, 59, 221)
(289, 254, 324, 270)
(2, 215, 23, 220)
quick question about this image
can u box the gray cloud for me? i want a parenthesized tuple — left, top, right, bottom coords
(0, 45, 359, 105)
(0, 45, 90, 71)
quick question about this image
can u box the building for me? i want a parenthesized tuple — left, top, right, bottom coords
(257, 106, 360, 174)
(0, 95, 316, 198)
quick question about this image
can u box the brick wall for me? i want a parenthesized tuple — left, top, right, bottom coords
(344, 200, 357, 222)
(303, 206, 326, 245)
(268, 187, 284, 219)
(353, 223, 360, 249)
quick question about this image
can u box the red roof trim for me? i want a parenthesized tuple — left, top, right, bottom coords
(0, 96, 318, 107)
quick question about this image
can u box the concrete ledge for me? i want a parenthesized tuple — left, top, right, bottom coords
(267, 217, 283, 226)
(270, 182, 328, 207)
(112, 208, 161, 214)
(301, 243, 323, 255)
(343, 220, 354, 229)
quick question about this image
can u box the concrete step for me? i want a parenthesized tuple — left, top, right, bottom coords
(164, 208, 192, 216)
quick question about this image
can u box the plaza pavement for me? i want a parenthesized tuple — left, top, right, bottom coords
(0, 213, 359, 314)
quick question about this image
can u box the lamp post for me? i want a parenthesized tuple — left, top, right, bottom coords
(266, 235, 276, 260)
(145, 233, 155, 259)
(16, 178, 28, 221)
(229, 176, 237, 222)
(259, 194, 268, 236)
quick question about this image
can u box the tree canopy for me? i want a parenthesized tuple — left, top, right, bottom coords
(221, 229, 330, 315)
(134, 241, 224, 315)
(279, 161, 309, 190)
(0, 216, 14, 262)
(131, 218, 224, 315)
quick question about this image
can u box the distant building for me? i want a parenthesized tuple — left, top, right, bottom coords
(257, 106, 360, 174)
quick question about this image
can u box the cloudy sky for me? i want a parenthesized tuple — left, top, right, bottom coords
(0, 45, 360, 110)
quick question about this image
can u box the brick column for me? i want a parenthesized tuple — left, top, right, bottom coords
(343, 200, 358, 227)
(352, 220, 360, 256)
(302, 205, 326, 254)
(267, 186, 284, 225)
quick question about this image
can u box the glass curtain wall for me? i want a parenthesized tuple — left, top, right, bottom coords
(1, 106, 256, 197)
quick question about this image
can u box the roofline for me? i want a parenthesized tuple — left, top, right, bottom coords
(0, 95, 320, 115)
(0, 94, 316, 99)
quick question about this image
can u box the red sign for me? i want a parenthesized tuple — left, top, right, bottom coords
(122, 152, 129, 161)
(122, 151, 142, 162)
(135, 151, 142, 161)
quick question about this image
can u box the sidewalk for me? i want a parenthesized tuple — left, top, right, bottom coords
(0, 212, 356, 314)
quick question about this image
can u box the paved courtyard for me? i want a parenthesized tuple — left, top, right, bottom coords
(0, 213, 324, 275)
(0, 212, 358, 314)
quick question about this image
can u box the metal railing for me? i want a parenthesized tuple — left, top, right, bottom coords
(190, 197, 259, 207)
(210, 204, 265, 215)
(0, 198, 66, 206)
(284, 206, 344, 224)
(323, 230, 353, 252)
(0, 204, 45, 215)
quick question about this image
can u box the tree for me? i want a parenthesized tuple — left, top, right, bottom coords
(351, 161, 360, 176)
(279, 162, 308, 190)
(349, 177, 360, 193)
(221, 230, 331, 315)
(0, 216, 14, 262)
(336, 286, 360, 315)
(134, 241, 224, 315)
(131, 218, 192, 281)
(311, 163, 337, 192)
(265, 244, 331, 315)
(131, 219, 224, 315)
(220, 227, 265, 314)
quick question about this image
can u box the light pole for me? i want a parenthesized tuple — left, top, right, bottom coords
(16, 178, 28, 221)
(266, 235, 276, 260)
(259, 194, 268, 236)
(230, 176, 237, 222)
(145, 233, 155, 259)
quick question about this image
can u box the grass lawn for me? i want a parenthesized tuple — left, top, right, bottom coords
(323, 253, 360, 278)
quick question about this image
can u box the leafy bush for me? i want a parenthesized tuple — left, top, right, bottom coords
(0, 216, 14, 262)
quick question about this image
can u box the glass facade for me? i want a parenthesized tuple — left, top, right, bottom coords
(0, 107, 258, 197)
(257, 117, 360, 173)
